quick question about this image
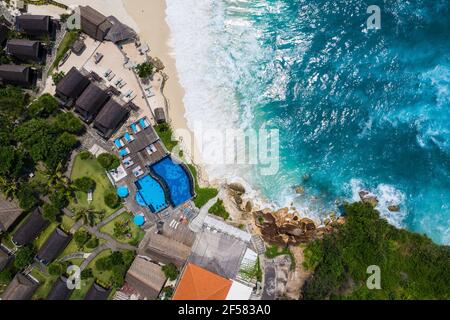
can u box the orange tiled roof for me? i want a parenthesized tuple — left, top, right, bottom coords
(173, 263, 232, 300)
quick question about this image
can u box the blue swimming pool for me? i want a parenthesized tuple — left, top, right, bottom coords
(151, 157, 193, 207)
(135, 175, 168, 213)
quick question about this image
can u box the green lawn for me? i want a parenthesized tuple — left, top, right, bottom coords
(61, 215, 75, 233)
(99, 212, 145, 245)
(34, 222, 58, 249)
(69, 154, 118, 217)
(50, 30, 80, 74)
(69, 278, 94, 300)
(208, 199, 230, 220)
(89, 249, 113, 287)
(187, 164, 218, 208)
(31, 268, 57, 300)
(155, 123, 178, 152)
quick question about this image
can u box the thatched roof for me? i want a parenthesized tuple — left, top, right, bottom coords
(93, 99, 128, 138)
(128, 126, 159, 154)
(55, 67, 90, 100)
(75, 82, 110, 122)
(6, 39, 40, 61)
(47, 276, 73, 300)
(104, 16, 137, 43)
(79, 6, 112, 41)
(0, 24, 8, 46)
(1, 273, 38, 300)
(12, 208, 49, 246)
(84, 282, 111, 300)
(125, 257, 166, 300)
(0, 64, 31, 87)
(36, 228, 71, 265)
(140, 233, 191, 268)
(0, 193, 22, 232)
(0, 246, 12, 271)
(16, 15, 51, 35)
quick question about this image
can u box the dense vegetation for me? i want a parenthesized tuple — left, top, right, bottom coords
(302, 202, 450, 300)
(208, 198, 230, 220)
(136, 62, 154, 78)
(0, 88, 83, 214)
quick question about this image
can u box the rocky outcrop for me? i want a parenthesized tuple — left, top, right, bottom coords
(359, 190, 379, 207)
(228, 182, 246, 195)
(253, 208, 333, 246)
(388, 204, 400, 212)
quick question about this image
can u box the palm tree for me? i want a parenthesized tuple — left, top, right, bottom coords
(74, 207, 105, 227)
(0, 177, 18, 199)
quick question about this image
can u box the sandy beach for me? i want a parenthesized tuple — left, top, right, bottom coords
(122, 0, 208, 183)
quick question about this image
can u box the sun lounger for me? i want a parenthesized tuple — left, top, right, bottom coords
(124, 132, 134, 142)
(87, 190, 93, 202)
(131, 123, 141, 133)
(119, 147, 130, 157)
(115, 78, 123, 86)
(129, 92, 137, 101)
(139, 118, 149, 129)
(114, 138, 124, 149)
(150, 144, 157, 152)
(104, 68, 112, 77)
(118, 81, 126, 89)
(107, 72, 116, 81)
(124, 89, 132, 97)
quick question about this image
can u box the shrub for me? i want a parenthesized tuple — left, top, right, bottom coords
(52, 71, 65, 85)
(0, 268, 13, 284)
(17, 183, 39, 211)
(14, 245, 36, 270)
(208, 199, 229, 220)
(48, 262, 65, 276)
(49, 188, 69, 209)
(74, 229, 91, 249)
(85, 237, 99, 249)
(97, 153, 120, 171)
(42, 203, 61, 222)
(81, 268, 93, 279)
(136, 62, 154, 78)
(104, 192, 121, 209)
(161, 263, 179, 281)
(79, 151, 92, 160)
(73, 177, 96, 193)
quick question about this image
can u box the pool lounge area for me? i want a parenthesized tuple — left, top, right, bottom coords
(151, 157, 194, 207)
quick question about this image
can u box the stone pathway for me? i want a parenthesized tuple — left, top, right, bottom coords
(189, 195, 219, 233)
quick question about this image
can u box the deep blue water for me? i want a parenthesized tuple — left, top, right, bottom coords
(135, 175, 168, 213)
(167, 0, 450, 243)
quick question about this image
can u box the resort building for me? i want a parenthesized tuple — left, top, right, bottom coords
(0, 246, 12, 272)
(55, 67, 90, 105)
(0, 64, 32, 87)
(74, 82, 110, 122)
(46, 276, 73, 300)
(0, 193, 22, 233)
(79, 6, 112, 41)
(12, 207, 49, 247)
(139, 232, 192, 268)
(1, 273, 38, 300)
(84, 282, 111, 300)
(154, 107, 166, 124)
(93, 98, 129, 139)
(104, 16, 137, 44)
(172, 263, 252, 300)
(15, 15, 51, 37)
(125, 256, 167, 300)
(6, 39, 42, 62)
(36, 228, 71, 265)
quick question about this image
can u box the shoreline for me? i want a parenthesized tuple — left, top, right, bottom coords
(123, 0, 210, 186)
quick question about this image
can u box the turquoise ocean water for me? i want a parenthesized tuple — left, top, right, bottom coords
(166, 0, 450, 244)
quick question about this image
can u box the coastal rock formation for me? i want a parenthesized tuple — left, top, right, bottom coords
(253, 208, 329, 246)
(294, 186, 304, 194)
(228, 182, 246, 195)
(358, 190, 379, 207)
(388, 204, 400, 212)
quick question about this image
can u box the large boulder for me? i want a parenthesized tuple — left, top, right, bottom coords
(359, 190, 379, 207)
(228, 183, 246, 195)
(388, 204, 400, 212)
